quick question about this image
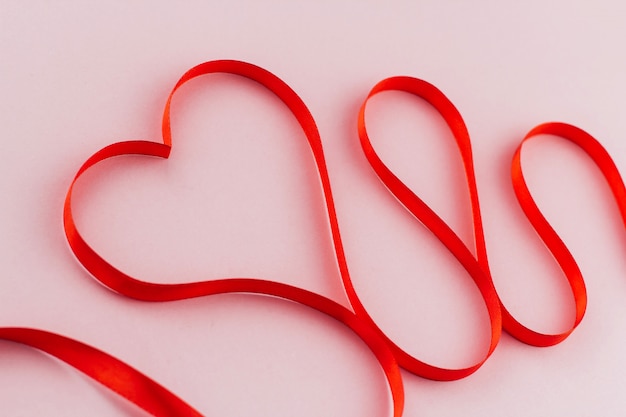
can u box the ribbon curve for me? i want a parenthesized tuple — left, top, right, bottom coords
(1, 59, 624, 416)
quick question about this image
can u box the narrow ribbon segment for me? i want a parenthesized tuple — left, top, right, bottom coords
(0, 327, 203, 416)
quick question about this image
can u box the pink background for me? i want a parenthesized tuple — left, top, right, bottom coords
(2, 1, 626, 415)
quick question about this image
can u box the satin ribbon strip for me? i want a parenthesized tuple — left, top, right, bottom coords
(0, 327, 203, 416)
(44, 59, 625, 415)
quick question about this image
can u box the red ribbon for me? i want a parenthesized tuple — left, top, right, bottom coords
(3, 60, 625, 416)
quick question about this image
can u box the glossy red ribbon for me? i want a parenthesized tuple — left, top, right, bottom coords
(2, 60, 625, 416)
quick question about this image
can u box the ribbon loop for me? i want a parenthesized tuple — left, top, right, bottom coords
(357, 76, 502, 380)
(357, 77, 626, 350)
(507, 122, 626, 345)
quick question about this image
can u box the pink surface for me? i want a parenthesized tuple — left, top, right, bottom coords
(1, 1, 626, 415)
